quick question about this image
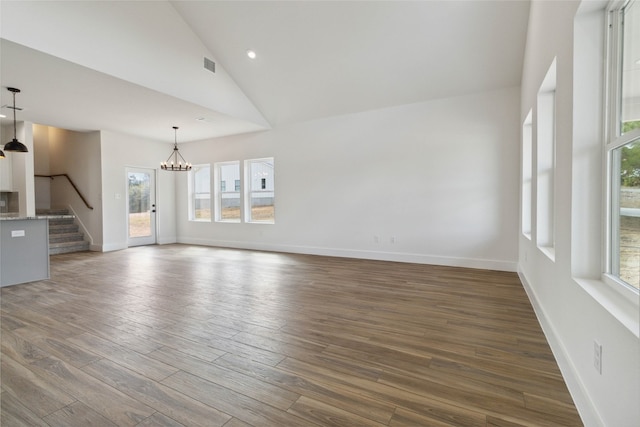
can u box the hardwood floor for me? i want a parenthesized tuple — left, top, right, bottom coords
(1, 244, 582, 426)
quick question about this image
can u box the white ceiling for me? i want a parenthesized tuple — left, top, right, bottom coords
(0, 0, 530, 144)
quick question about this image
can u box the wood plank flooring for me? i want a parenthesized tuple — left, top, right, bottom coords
(0, 244, 582, 426)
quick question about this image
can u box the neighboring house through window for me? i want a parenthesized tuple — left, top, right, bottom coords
(214, 161, 241, 222)
(245, 158, 275, 223)
(189, 164, 211, 221)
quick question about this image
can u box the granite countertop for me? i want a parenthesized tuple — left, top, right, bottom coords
(0, 214, 74, 221)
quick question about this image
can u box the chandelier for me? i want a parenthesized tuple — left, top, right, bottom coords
(161, 126, 191, 171)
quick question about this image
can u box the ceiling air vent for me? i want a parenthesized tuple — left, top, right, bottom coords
(204, 57, 216, 74)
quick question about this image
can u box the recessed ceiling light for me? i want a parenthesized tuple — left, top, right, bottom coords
(246, 49, 257, 60)
(0, 114, 5, 118)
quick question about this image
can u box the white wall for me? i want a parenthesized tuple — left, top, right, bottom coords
(45, 127, 103, 248)
(9, 122, 35, 217)
(177, 87, 520, 271)
(0, 124, 14, 192)
(0, 1, 268, 129)
(5, 125, 177, 252)
(33, 125, 51, 211)
(519, 1, 640, 425)
(100, 131, 177, 251)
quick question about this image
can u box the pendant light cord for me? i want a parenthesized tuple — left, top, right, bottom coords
(12, 91, 17, 140)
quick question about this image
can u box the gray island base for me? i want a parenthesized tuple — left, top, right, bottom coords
(0, 217, 50, 287)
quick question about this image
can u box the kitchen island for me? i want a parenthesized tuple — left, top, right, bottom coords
(0, 216, 49, 287)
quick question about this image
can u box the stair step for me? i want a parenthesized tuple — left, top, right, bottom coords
(41, 211, 90, 255)
(47, 217, 76, 226)
(37, 209, 70, 216)
(49, 223, 80, 234)
(49, 232, 85, 244)
(49, 241, 90, 255)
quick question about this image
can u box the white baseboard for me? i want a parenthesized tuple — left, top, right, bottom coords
(97, 238, 176, 252)
(157, 236, 178, 245)
(518, 268, 603, 427)
(176, 237, 517, 272)
(100, 242, 128, 252)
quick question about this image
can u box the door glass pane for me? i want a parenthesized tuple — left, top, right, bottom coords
(128, 172, 151, 237)
(615, 138, 640, 289)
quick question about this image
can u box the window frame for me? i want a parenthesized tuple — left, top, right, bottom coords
(536, 59, 557, 261)
(567, 0, 638, 338)
(214, 160, 241, 223)
(522, 110, 533, 240)
(188, 164, 211, 222)
(244, 157, 275, 224)
(603, 0, 640, 292)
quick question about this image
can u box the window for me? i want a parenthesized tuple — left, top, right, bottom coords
(536, 59, 557, 260)
(607, 0, 640, 290)
(189, 165, 211, 221)
(214, 161, 241, 222)
(245, 157, 275, 223)
(522, 110, 533, 239)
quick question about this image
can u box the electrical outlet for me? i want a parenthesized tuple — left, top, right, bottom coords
(593, 340, 602, 374)
(390, 236, 396, 244)
(374, 235, 379, 243)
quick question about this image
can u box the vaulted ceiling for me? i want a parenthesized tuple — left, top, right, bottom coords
(0, 1, 530, 144)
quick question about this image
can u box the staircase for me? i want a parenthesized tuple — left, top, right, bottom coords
(38, 209, 90, 255)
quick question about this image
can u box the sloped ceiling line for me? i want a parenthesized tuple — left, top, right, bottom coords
(0, 0, 529, 142)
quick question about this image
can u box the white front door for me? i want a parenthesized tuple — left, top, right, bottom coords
(126, 168, 156, 247)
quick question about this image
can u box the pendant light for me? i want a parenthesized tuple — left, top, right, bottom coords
(0, 149, 5, 159)
(161, 126, 191, 171)
(4, 87, 29, 153)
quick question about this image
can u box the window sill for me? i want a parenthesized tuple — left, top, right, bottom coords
(574, 277, 639, 338)
(189, 219, 211, 223)
(538, 245, 556, 262)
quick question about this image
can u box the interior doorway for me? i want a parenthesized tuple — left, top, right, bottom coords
(126, 168, 156, 246)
